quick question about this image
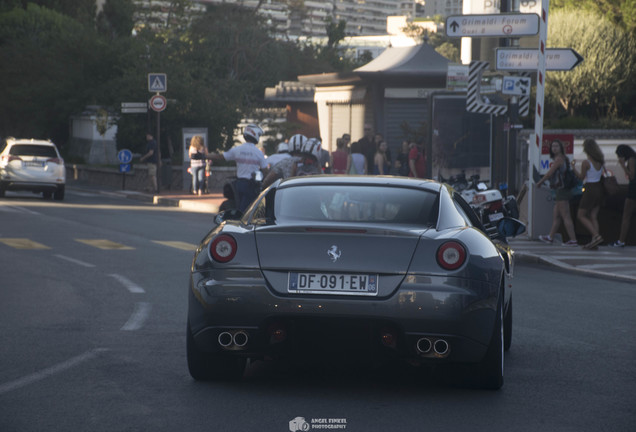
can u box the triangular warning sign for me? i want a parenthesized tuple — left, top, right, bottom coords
(150, 76, 165, 91)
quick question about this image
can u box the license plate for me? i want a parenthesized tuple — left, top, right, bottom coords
(489, 212, 504, 222)
(24, 161, 44, 167)
(288, 272, 378, 296)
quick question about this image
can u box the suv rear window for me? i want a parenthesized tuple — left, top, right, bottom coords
(9, 145, 58, 158)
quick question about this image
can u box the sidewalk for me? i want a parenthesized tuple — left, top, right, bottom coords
(68, 181, 636, 283)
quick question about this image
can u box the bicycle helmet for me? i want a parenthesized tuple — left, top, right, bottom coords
(302, 138, 322, 159)
(288, 134, 307, 153)
(243, 124, 263, 144)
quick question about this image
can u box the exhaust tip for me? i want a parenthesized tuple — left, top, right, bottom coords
(433, 339, 449, 356)
(218, 331, 233, 347)
(416, 337, 432, 354)
(233, 331, 249, 347)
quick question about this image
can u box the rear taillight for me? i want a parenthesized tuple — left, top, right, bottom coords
(209, 234, 237, 263)
(2, 155, 21, 162)
(436, 241, 466, 270)
(46, 158, 62, 164)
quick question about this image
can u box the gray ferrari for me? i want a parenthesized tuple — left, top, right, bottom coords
(187, 176, 524, 389)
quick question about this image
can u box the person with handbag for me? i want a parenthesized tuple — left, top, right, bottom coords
(609, 144, 636, 247)
(572, 138, 605, 249)
(536, 139, 578, 246)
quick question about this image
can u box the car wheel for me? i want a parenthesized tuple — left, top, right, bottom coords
(478, 291, 504, 390)
(54, 186, 65, 201)
(43, 191, 53, 200)
(186, 324, 246, 381)
(0, 186, 5, 197)
(504, 297, 512, 352)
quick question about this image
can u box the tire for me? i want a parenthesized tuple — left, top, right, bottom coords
(186, 324, 246, 381)
(504, 297, 513, 352)
(54, 186, 65, 201)
(478, 291, 504, 390)
(43, 191, 53, 200)
(0, 187, 5, 198)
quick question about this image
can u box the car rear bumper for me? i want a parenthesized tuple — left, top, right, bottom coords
(0, 180, 65, 192)
(188, 271, 500, 364)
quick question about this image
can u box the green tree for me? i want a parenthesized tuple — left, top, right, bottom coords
(0, 0, 96, 24)
(545, 9, 636, 119)
(552, 0, 636, 35)
(0, 4, 115, 143)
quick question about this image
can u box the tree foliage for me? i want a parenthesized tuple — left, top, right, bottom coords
(552, 0, 636, 35)
(546, 8, 636, 118)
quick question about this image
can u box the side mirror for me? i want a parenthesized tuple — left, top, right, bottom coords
(214, 209, 243, 225)
(496, 217, 526, 239)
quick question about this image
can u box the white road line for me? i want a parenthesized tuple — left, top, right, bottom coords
(0, 348, 108, 395)
(0, 205, 42, 215)
(108, 273, 145, 294)
(54, 254, 96, 268)
(120, 302, 152, 331)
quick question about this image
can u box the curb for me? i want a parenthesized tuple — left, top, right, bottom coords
(516, 252, 636, 283)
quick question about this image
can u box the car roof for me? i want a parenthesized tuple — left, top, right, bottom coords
(277, 175, 441, 192)
(6, 138, 56, 147)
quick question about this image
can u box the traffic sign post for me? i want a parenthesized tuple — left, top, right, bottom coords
(117, 149, 133, 190)
(446, 13, 539, 38)
(495, 48, 583, 71)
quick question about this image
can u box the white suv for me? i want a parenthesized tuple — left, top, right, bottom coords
(0, 138, 66, 200)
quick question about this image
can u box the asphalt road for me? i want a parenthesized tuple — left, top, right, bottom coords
(0, 190, 634, 432)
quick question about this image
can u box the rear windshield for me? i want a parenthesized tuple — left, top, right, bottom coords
(9, 144, 58, 158)
(274, 185, 438, 226)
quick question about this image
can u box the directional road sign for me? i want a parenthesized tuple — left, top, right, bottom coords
(149, 94, 167, 112)
(495, 48, 584, 71)
(446, 13, 539, 38)
(148, 73, 167, 92)
(121, 102, 147, 114)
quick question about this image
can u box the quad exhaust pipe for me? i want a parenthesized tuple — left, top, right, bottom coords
(416, 337, 450, 357)
(218, 330, 249, 349)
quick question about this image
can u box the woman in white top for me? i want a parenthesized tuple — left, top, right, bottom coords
(188, 135, 208, 195)
(347, 141, 367, 175)
(572, 138, 605, 249)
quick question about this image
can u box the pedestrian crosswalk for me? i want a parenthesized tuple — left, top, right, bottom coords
(0, 237, 198, 251)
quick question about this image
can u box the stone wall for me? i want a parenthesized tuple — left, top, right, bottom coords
(66, 164, 237, 193)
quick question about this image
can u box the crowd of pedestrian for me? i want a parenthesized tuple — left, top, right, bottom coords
(536, 138, 635, 249)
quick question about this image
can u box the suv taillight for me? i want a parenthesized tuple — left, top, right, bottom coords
(2, 155, 21, 162)
(46, 158, 62, 164)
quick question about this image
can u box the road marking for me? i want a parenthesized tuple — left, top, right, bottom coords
(0, 238, 50, 249)
(54, 254, 96, 267)
(120, 302, 152, 331)
(0, 348, 108, 395)
(108, 273, 145, 293)
(153, 240, 198, 251)
(75, 239, 134, 250)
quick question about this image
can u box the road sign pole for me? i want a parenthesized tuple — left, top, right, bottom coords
(528, 0, 550, 239)
(156, 110, 162, 194)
